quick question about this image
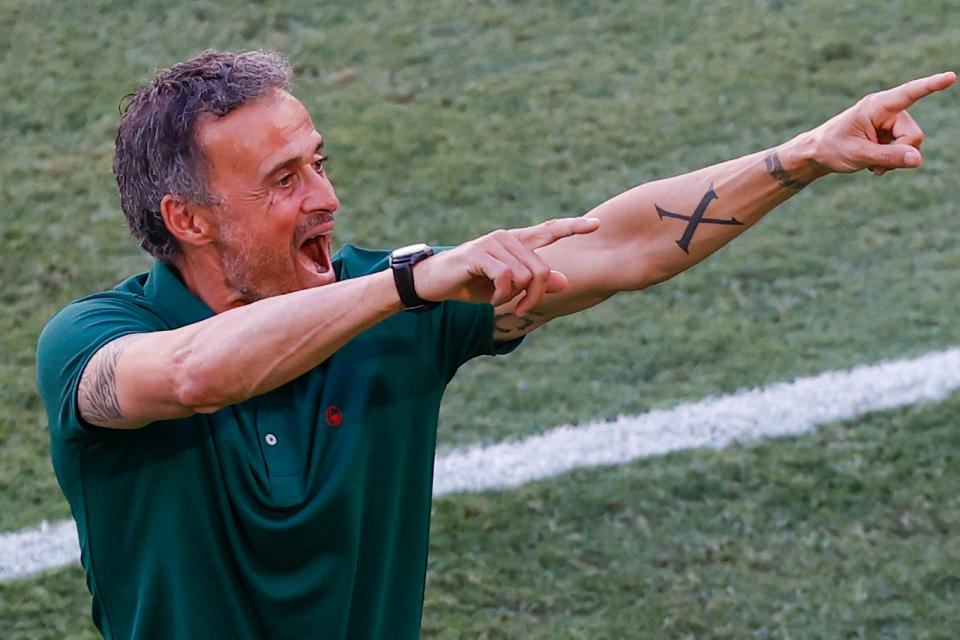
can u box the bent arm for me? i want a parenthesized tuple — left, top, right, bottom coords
(79, 270, 404, 428)
(79, 215, 599, 429)
(492, 71, 956, 340)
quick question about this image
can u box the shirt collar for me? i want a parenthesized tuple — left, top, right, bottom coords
(143, 261, 216, 328)
(139, 251, 356, 328)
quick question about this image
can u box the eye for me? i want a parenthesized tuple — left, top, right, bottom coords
(313, 154, 329, 173)
(278, 172, 295, 187)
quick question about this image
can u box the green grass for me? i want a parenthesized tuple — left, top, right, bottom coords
(1, 0, 959, 636)
(424, 391, 960, 639)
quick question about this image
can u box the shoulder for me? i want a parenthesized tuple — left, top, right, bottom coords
(38, 286, 162, 356)
(36, 280, 167, 422)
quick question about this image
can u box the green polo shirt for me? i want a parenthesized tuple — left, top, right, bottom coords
(37, 245, 518, 640)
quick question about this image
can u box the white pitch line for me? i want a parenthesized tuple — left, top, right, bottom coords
(3, 347, 960, 582)
(0, 519, 81, 582)
(432, 346, 960, 493)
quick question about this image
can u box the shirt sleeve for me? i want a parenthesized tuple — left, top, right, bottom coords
(434, 300, 523, 382)
(36, 294, 168, 441)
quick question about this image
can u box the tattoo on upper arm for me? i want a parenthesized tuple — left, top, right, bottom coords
(655, 185, 744, 254)
(764, 150, 810, 190)
(78, 335, 140, 425)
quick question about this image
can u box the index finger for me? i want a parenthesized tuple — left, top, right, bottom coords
(877, 71, 956, 113)
(511, 216, 600, 249)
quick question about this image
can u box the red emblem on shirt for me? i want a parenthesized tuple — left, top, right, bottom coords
(325, 405, 343, 427)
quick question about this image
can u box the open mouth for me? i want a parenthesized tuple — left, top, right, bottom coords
(297, 232, 332, 276)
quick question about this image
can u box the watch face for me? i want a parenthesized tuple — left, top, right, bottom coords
(393, 243, 431, 258)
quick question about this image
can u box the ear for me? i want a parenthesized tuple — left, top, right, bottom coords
(160, 194, 215, 248)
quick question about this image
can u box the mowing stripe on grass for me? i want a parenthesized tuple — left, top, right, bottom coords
(3, 347, 960, 582)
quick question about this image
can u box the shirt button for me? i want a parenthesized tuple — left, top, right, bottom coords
(264, 433, 278, 446)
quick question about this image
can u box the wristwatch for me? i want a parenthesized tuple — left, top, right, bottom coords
(389, 243, 440, 313)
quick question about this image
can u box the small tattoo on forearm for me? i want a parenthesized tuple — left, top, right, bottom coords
(765, 150, 809, 190)
(655, 185, 743, 254)
(494, 311, 542, 335)
(78, 335, 138, 425)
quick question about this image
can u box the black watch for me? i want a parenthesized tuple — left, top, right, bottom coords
(390, 243, 440, 313)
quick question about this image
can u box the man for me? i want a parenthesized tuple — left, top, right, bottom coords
(36, 49, 954, 639)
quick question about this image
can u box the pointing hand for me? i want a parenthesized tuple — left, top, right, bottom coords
(807, 71, 956, 176)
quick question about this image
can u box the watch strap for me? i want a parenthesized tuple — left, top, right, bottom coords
(390, 244, 439, 313)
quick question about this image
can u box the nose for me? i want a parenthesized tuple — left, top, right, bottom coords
(302, 167, 340, 214)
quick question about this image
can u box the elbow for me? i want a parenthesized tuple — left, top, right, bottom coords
(169, 350, 239, 415)
(173, 377, 229, 415)
(632, 264, 682, 291)
(611, 252, 681, 292)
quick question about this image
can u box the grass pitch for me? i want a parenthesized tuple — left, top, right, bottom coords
(1, 0, 959, 637)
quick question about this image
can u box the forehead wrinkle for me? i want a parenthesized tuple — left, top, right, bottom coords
(197, 89, 318, 185)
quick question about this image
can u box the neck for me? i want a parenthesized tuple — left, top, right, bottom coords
(172, 248, 247, 314)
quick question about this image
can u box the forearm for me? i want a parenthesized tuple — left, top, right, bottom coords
(486, 133, 831, 340)
(169, 271, 402, 407)
(584, 131, 827, 292)
(89, 270, 403, 427)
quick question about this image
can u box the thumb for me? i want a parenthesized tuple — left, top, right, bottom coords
(545, 269, 568, 294)
(863, 144, 922, 171)
(510, 269, 568, 315)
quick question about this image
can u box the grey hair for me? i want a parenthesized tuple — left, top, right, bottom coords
(113, 49, 293, 262)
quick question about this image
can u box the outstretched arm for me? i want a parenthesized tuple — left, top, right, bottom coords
(486, 71, 956, 340)
(77, 73, 953, 427)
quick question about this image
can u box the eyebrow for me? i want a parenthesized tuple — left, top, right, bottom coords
(264, 138, 325, 179)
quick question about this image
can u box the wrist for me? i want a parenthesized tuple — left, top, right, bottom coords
(390, 243, 440, 313)
(777, 132, 832, 184)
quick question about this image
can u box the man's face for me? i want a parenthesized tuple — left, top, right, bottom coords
(196, 89, 340, 302)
